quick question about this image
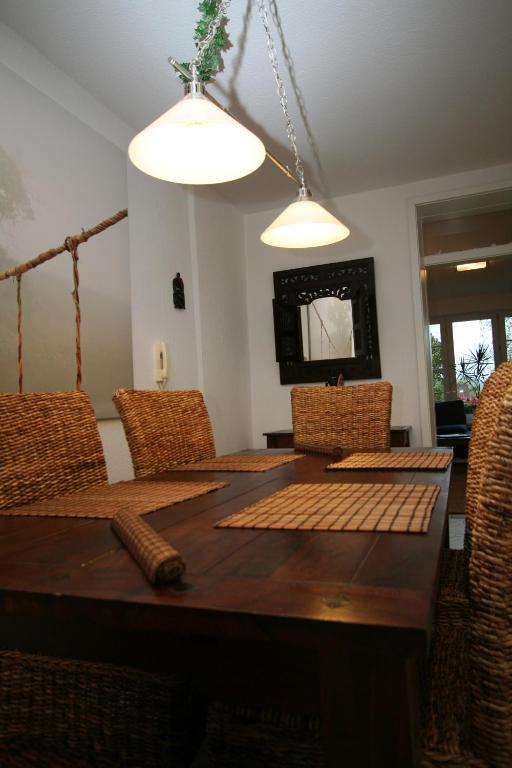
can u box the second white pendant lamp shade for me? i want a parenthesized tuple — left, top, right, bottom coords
(260, 189, 350, 248)
(128, 87, 266, 185)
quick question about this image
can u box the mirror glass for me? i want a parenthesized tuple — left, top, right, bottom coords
(300, 297, 355, 361)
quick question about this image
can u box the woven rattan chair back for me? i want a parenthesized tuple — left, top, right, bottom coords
(469, 384, 512, 768)
(113, 388, 216, 478)
(0, 391, 107, 510)
(0, 650, 205, 767)
(465, 360, 512, 540)
(291, 382, 393, 454)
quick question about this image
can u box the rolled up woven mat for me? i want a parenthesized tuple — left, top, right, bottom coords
(111, 509, 185, 585)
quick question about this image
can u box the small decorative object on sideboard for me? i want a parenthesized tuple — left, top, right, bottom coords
(325, 372, 345, 387)
(172, 272, 185, 309)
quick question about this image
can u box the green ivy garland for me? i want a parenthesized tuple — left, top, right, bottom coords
(180, 0, 229, 82)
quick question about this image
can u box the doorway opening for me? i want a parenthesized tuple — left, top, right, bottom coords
(417, 189, 512, 452)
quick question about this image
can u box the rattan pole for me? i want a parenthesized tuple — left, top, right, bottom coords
(16, 275, 23, 394)
(0, 208, 128, 282)
(68, 241, 82, 391)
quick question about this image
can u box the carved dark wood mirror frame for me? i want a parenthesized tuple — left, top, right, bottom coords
(272, 257, 381, 385)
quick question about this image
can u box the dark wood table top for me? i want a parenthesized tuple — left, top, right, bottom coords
(0, 450, 450, 665)
(0, 449, 452, 767)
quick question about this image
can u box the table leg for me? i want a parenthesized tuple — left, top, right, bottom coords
(320, 646, 421, 767)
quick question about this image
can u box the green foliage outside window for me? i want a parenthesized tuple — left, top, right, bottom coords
(505, 316, 512, 360)
(430, 334, 444, 401)
(456, 343, 493, 399)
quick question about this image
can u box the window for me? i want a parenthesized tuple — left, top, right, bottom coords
(430, 313, 509, 402)
(505, 315, 512, 361)
(452, 318, 495, 400)
(429, 324, 444, 401)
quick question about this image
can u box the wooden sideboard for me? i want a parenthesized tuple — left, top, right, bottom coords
(263, 426, 411, 449)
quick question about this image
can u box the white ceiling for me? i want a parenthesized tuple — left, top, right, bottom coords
(1, 0, 512, 213)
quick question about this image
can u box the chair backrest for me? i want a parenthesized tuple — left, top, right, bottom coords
(469, 383, 512, 767)
(434, 399, 467, 433)
(113, 389, 216, 478)
(0, 391, 108, 510)
(291, 382, 393, 454)
(466, 361, 512, 538)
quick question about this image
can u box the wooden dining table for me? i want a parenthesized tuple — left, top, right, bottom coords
(0, 449, 451, 768)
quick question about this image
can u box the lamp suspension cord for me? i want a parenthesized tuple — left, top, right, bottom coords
(190, 0, 231, 77)
(256, 0, 306, 191)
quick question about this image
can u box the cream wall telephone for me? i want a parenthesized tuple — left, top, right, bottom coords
(153, 341, 168, 385)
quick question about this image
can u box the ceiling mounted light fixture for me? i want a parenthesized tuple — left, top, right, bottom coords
(260, 187, 350, 249)
(456, 261, 487, 272)
(128, 1, 265, 184)
(128, 0, 349, 248)
(256, 0, 350, 249)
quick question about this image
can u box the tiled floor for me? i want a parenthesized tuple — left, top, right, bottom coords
(449, 515, 465, 549)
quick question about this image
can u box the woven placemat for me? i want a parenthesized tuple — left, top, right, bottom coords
(172, 453, 305, 472)
(1, 480, 226, 518)
(216, 482, 440, 533)
(326, 451, 453, 471)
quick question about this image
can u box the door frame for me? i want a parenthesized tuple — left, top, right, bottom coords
(407, 180, 512, 446)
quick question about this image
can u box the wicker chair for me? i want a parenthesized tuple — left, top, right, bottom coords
(440, 361, 512, 600)
(425, 379, 512, 767)
(291, 382, 393, 455)
(0, 391, 107, 509)
(0, 651, 204, 768)
(113, 388, 216, 478)
(468, 385, 512, 768)
(0, 391, 205, 766)
(465, 360, 512, 544)
(421, 596, 484, 768)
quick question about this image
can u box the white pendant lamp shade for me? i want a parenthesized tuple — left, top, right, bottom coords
(128, 91, 266, 184)
(260, 196, 350, 248)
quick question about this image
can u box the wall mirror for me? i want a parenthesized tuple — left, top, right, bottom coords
(272, 257, 381, 384)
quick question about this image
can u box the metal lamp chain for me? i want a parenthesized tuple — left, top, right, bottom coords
(191, 0, 231, 75)
(256, 0, 306, 189)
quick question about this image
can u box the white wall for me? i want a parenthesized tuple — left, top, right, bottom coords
(191, 188, 252, 453)
(127, 170, 251, 457)
(127, 163, 200, 392)
(0, 22, 252, 484)
(98, 419, 134, 482)
(0, 23, 135, 480)
(244, 164, 512, 448)
(0, 24, 133, 423)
